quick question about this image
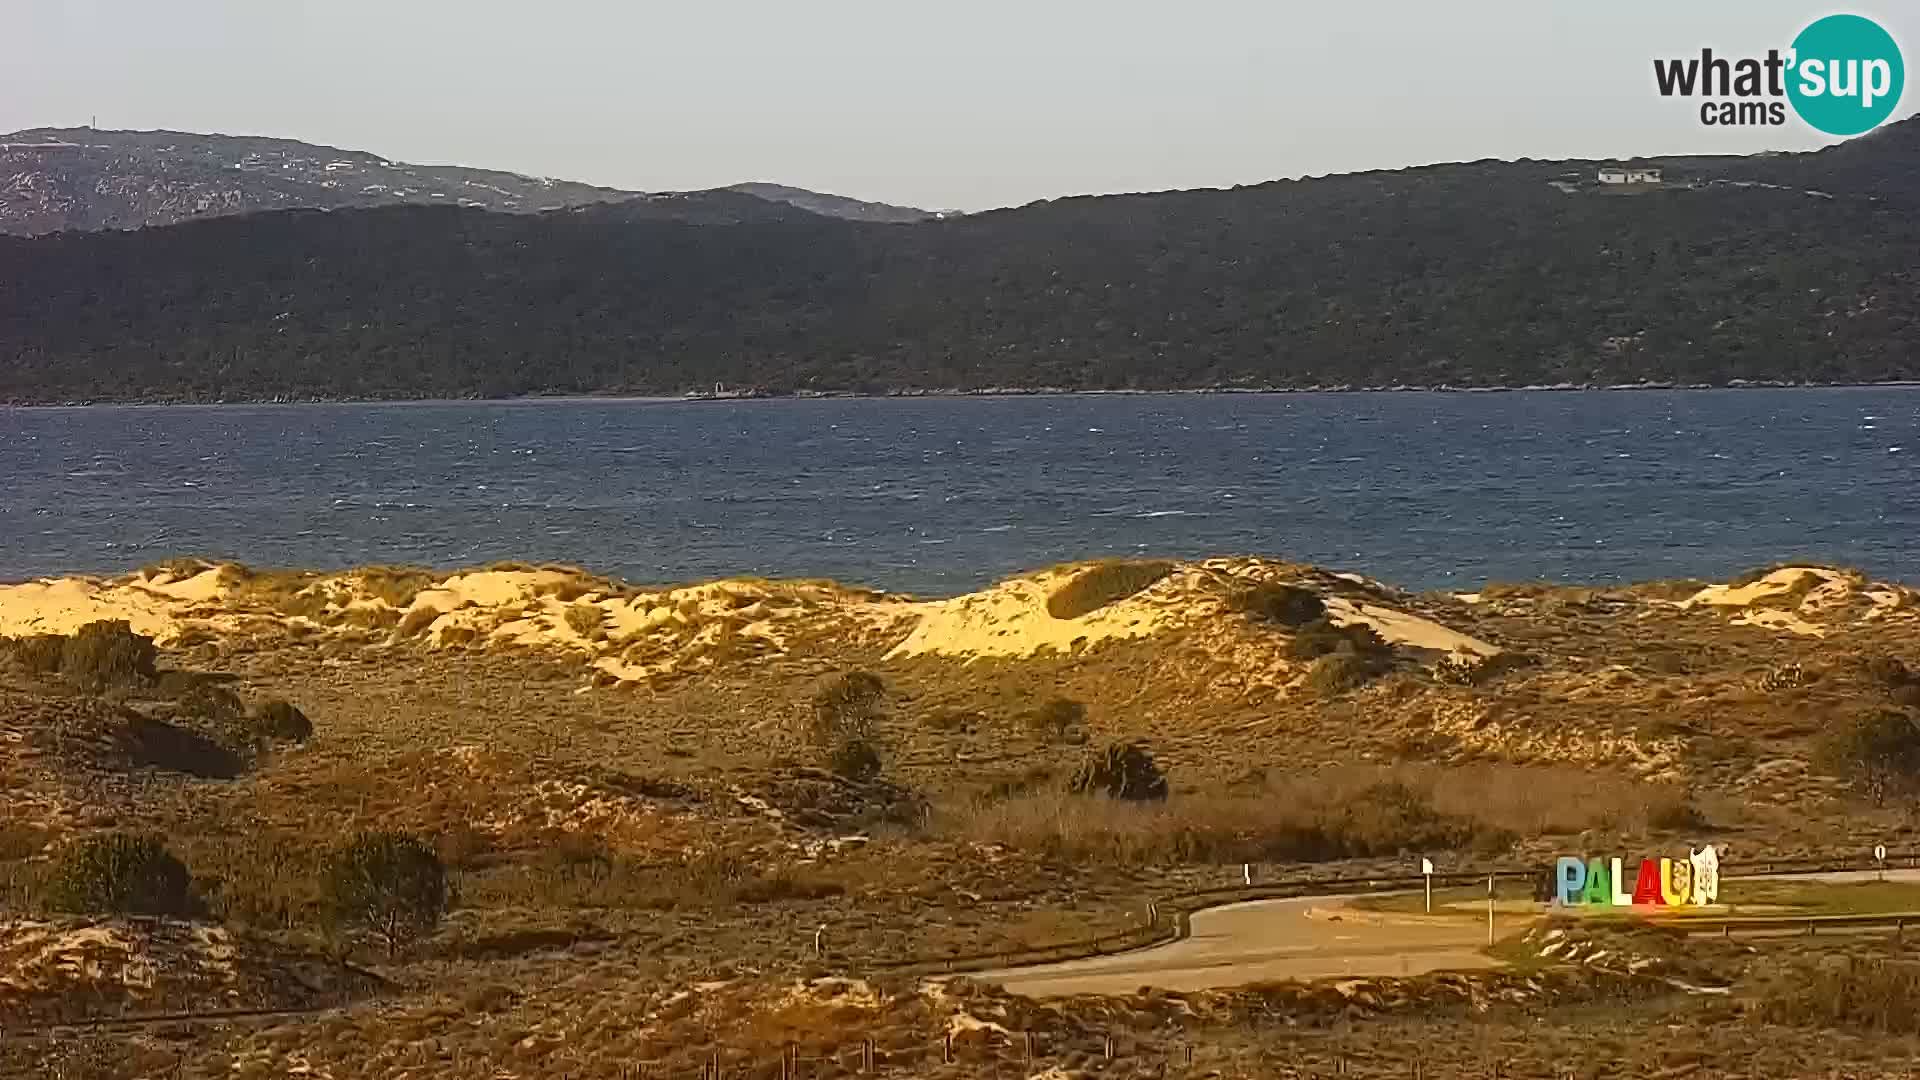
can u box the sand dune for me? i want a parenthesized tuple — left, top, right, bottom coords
(4, 558, 1910, 690)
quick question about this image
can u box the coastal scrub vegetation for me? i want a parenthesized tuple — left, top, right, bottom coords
(807, 670, 887, 781)
(321, 831, 450, 958)
(1819, 711, 1920, 805)
(44, 833, 196, 916)
(5, 119, 1920, 403)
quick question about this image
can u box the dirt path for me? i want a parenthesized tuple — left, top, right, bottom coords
(974, 891, 1505, 997)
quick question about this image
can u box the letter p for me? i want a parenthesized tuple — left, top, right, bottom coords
(1863, 59, 1891, 108)
(1555, 856, 1587, 905)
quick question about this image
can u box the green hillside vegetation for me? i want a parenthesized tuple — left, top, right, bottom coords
(1, 120, 1916, 402)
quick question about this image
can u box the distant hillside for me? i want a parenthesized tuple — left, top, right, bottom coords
(0, 128, 935, 234)
(1, 120, 1916, 402)
(0, 128, 633, 234)
(551, 191, 828, 226)
(726, 182, 937, 223)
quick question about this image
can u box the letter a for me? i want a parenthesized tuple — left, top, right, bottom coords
(1633, 859, 1663, 905)
(1582, 859, 1611, 906)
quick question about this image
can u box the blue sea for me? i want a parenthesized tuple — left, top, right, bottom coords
(1, 389, 1914, 595)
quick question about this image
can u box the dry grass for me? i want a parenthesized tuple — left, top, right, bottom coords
(563, 602, 606, 639)
(1045, 560, 1175, 619)
(1756, 958, 1920, 1033)
(356, 565, 439, 609)
(943, 764, 1719, 867)
(944, 783, 1493, 866)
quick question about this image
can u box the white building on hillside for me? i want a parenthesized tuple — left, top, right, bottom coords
(1597, 166, 1663, 185)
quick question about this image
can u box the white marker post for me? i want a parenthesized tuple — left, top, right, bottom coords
(1244, 863, 1252, 887)
(1876, 844, 1888, 882)
(1421, 857, 1435, 914)
(1487, 873, 1496, 945)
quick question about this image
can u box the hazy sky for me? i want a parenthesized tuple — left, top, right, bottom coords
(7, 1, 1917, 210)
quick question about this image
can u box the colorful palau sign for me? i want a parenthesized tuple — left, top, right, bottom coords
(1552, 845, 1720, 907)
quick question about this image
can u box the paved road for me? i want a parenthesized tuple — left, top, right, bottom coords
(975, 891, 1501, 997)
(973, 868, 1920, 997)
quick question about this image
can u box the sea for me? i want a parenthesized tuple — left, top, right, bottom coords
(2, 389, 1914, 595)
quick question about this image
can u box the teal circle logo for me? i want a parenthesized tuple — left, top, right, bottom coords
(1787, 14, 1904, 135)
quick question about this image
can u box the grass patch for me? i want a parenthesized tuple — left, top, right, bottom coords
(945, 780, 1498, 866)
(1755, 958, 1920, 1033)
(949, 764, 1722, 869)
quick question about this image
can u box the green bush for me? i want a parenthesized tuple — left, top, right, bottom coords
(1229, 582, 1325, 627)
(321, 831, 449, 957)
(58, 621, 158, 689)
(1045, 560, 1175, 619)
(45, 833, 195, 916)
(1069, 741, 1168, 801)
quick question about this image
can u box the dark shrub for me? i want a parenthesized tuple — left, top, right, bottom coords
(1286, 617, 1390, 662)
(1327, 782, 1485, 856)
(563, 603, 605, 638)
(321, 831, 449, 957)
(1863, 655, 1916, 688)
(1045, 561, 1175, 619)
(170, 679, 247, 723)
(811, 670, 885, 721)
(45, 833, 195, 916)
(1069, 741, 1168, 801)
(1305, 652, 1386, 696)
(250, 699, 313, 742)
(1, 634, 65, 674)
(826, 737, 883, 782)
(1027, 697, 1088, 743)
(808, 671, 886, 780)
(1643, 789, 1709, 832)
(1820, 711, 1920, 805)
(58, 621, 158, 689)
(1230, 582, 1325, 627)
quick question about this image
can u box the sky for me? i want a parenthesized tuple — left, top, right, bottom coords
(6, 0, 1917, 211)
